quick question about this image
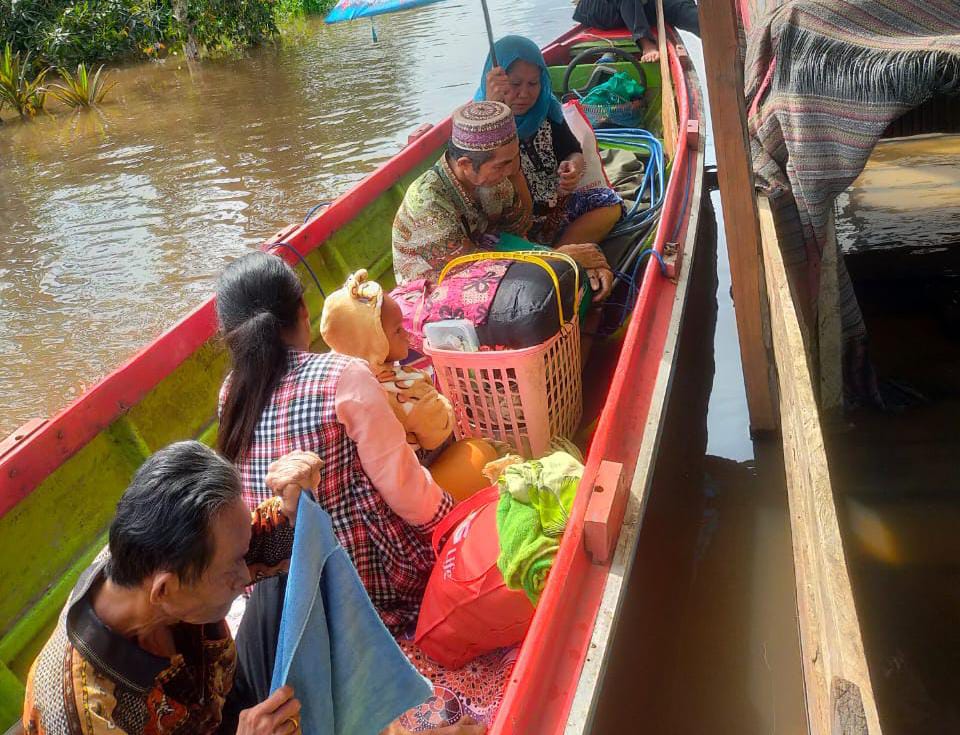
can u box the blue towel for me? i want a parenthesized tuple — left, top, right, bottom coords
(270, 493, 432, 734)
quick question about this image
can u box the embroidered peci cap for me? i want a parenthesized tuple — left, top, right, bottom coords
(450, 101, 517, 152)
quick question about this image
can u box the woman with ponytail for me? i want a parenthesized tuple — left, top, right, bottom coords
(216, 252, 454, 633)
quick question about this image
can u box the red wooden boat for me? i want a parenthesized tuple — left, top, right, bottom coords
(0, 26, 705, 734)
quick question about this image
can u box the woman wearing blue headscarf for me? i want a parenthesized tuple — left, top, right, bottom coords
(477, 36, 623, 281)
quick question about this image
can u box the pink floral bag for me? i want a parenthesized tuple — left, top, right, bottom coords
(390, 260, 509, 352)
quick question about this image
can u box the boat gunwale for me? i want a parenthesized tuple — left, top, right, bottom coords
(493, 29, 703, 735)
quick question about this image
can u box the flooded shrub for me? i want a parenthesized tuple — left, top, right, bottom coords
(275, 0, 337, 20)
(0, 44, 48, 117)
(1, 1, 170, 68)
(184, 0, 279, 54)
(49, 63, 117, 107)
(0, 0, 283, 67)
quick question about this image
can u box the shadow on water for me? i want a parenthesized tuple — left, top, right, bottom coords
(591, 188, 806, 734)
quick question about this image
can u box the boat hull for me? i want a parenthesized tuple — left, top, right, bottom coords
(0, 27, 705, 733)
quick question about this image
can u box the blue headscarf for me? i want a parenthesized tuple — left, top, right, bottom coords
(474, 35, 565, 141)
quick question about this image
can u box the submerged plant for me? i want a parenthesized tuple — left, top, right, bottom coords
(0, 45, 48, 117)
(50, 63, 117, 108)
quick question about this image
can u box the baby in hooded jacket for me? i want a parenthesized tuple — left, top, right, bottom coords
(321, 269, 454, 452)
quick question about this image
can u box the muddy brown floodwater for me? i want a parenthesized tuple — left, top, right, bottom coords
(0, 0, 574, 437)
(1, 15, 816, 732)
(833, 134, 960, 734)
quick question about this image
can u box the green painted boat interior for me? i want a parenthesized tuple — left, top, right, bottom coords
(0, 63, 664, 728)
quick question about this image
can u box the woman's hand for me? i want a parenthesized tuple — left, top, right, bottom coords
(587, 267, 615, 302)
(237, 685, 301, 734)
(557, 158, 582, 196)
(485, 67, 512, 105)
(265, 451, 323, 523)
(555, 242, 610, 271)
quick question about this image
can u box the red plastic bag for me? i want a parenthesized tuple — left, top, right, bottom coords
(414, 486, 535, 669)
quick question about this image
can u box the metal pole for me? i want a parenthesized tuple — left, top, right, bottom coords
(480, 0, 498, 67)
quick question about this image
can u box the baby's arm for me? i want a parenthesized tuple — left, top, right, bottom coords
(337, 361, 452, 528)
(388, 367, 454, 451)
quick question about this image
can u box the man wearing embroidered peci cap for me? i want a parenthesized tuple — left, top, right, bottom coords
(392, 100, 614, 302)
(391, 100, 534, 285)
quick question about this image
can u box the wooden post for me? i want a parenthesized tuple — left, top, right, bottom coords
(698, 0, 777, 433)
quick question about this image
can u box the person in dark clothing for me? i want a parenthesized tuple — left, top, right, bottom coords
(573, 0, 700, 62)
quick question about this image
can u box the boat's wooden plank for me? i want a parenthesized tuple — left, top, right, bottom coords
(698, 0, 777, 433)
(0, 430, 141, 638)
(818, 209, 843, 417)
(584, 461, 628, 565)
(758, 195, 882, 735)
(0, 662, 23, 730)
(0, 420, 47, 463)
(656, 0, 678, 159)
(547, 61, 662, 92)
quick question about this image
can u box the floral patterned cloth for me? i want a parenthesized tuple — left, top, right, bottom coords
(535, 186, 626, 247)
(520, 119, 579, 225)
(390, 260, 509, 352)
(520, 119, 623, 245)
(392, 155, 531, 285)
(395, 630, 519, 731)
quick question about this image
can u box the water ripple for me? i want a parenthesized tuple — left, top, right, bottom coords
(0, 0, 575, 434)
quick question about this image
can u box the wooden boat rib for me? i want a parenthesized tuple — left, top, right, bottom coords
(0, 26, 705, 734)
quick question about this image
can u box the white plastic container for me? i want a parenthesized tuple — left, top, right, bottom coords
(423, 319, 480, 352)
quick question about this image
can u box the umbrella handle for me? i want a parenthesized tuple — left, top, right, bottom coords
(480, 0, 498, 68)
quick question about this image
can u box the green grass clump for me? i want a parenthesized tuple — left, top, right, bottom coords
(50, 63, 117, 108)
(0, 45, 48, 117)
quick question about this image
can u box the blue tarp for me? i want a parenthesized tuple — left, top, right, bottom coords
(325, 0, 445, 23)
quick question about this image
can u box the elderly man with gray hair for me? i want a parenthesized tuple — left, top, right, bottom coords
(392, 100, 613, 306)
(20, 441, 483, 735)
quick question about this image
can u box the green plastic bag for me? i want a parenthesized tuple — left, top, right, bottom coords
(580, 71, 646, 107)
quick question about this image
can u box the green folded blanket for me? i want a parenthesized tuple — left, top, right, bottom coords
(496, 452, 583, 605)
